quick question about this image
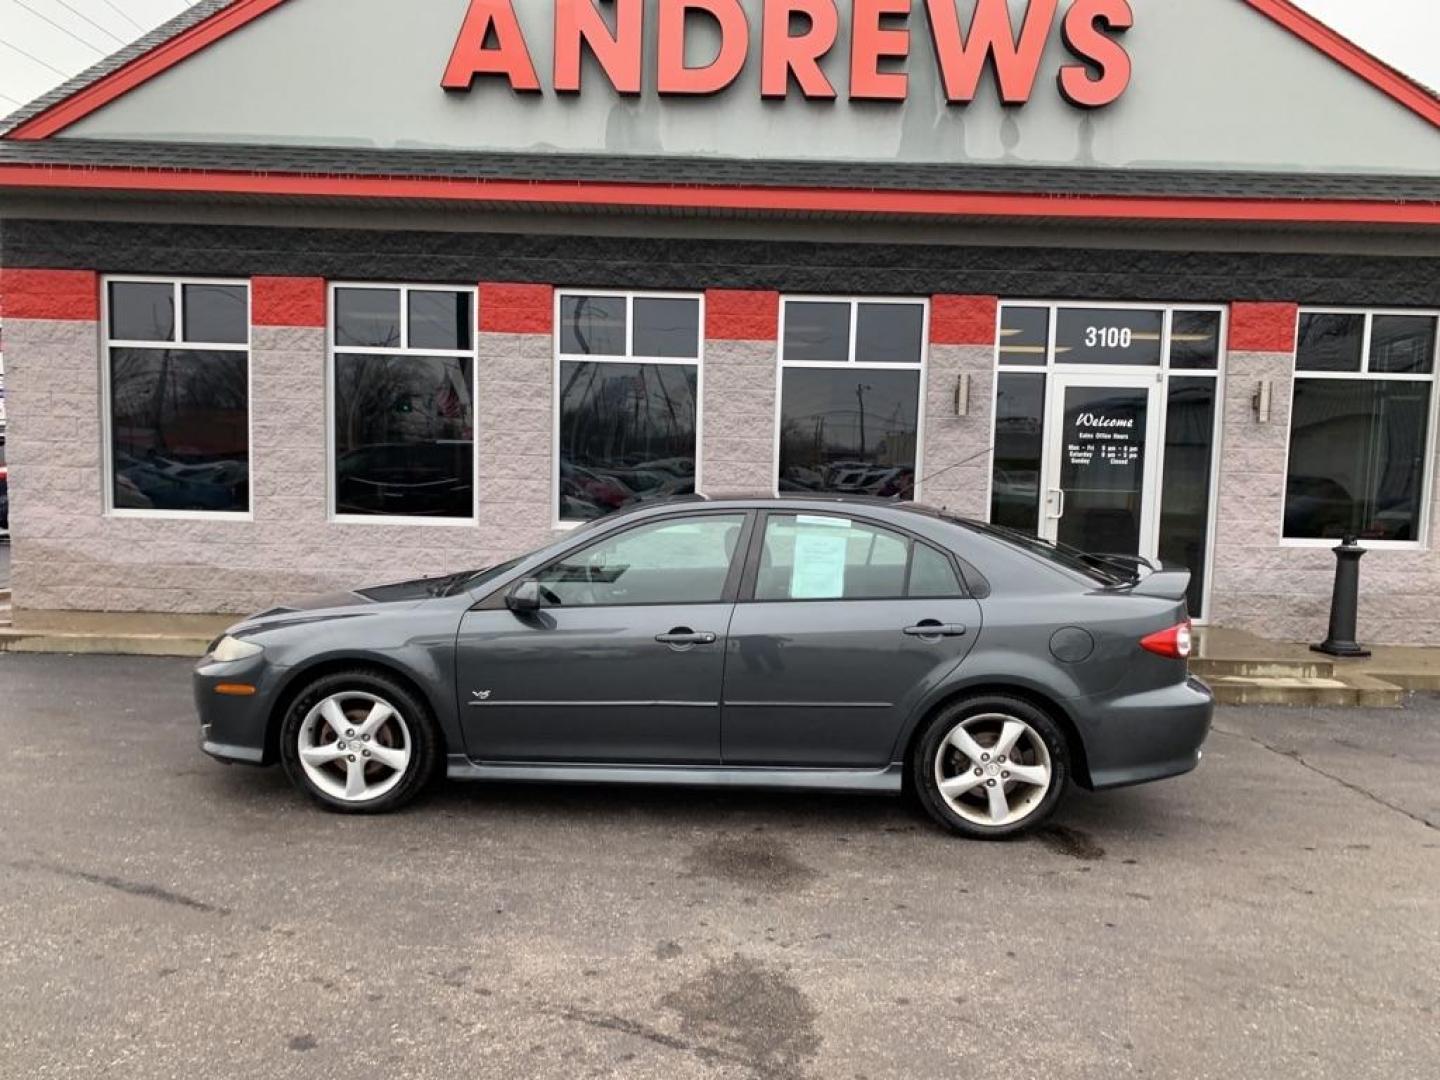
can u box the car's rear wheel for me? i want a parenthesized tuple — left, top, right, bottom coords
(913, 695, 1069, 839)
(279, 670, 439, 814)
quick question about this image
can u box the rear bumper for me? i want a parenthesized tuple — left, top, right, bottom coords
(1076, 675, 1214, 791)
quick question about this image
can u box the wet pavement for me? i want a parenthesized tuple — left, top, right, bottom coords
(1, 653, 1437, 1079)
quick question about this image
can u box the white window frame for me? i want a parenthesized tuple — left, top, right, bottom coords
(774, 295, 931, 502)
(327, 282, 480, 527)
(552, 289, 706, 528)
(101, 274, 254, 522)
(1281, 306, 1440, 551)
(986, 300, 1229, 622)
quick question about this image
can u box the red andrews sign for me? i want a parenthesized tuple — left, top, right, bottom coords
(443, 0, 1134, 109)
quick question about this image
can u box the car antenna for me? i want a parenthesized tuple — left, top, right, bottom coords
(891, 446, 995, 502)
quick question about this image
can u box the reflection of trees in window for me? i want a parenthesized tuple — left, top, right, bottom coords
(109, 348, 250, 513)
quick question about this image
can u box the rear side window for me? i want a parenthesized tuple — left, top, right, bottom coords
(755, 514, 964, 601)
(909, 543, 964, 598)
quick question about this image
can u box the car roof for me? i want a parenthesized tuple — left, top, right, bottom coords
(611, 491, 978, 526)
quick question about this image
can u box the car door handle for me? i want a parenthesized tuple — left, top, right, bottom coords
(903, 622, 968, 638)
(655, 629, 718, 646)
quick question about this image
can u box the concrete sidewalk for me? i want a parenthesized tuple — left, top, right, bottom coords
(1193, 626, 1440, 707)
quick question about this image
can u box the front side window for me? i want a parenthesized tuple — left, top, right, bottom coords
(534, 513, 745, 607)
(557, 292, 701, 523)
(106, 278, 250, 515)
(755, 513, 963, 601)
(331, 285, 476, 521)
(1285, 310, 1439, 543)
(778, 298, 925, 500)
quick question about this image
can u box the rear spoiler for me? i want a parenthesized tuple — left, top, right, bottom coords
(1125, 567, 1192, 602)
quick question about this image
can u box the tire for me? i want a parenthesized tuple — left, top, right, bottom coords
(279, 669, 440, 814)
(912, 694, 1069, 839)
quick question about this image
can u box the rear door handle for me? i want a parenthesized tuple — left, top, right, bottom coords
(656, 629, 718, 646)
(903, 622, 968, 638)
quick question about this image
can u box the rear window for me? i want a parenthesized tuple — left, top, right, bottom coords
(956, 521, 1133, 587)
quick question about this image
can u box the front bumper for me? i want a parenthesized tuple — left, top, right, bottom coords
(1077, 675, 1214, 791)
(194, 653, 287, 766)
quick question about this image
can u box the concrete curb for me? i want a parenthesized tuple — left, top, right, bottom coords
(0, 630, 210, 658)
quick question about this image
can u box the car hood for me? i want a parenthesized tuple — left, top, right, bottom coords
(228, 574, 452, 635)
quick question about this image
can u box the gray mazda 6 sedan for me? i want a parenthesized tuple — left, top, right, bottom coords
(195, 496, 1212, 839)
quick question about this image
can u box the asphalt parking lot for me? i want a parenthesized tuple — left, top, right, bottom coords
(1, 654, 1437, 1080)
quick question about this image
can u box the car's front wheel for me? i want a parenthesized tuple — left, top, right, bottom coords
(913, 695, 1069, 839)
(279, 670, 439, 814)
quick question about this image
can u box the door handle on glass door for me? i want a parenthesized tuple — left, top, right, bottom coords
(655, 629, 717, 646)
(903, 622, 968, 638)
(1045, 488, 1066, 520)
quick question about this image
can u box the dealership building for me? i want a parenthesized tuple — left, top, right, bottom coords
(0, 0, 1438, 642)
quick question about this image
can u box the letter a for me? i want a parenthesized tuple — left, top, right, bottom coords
(443, 0, 542, 93)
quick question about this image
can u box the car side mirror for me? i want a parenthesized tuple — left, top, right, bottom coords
(506, 579, 542, 613)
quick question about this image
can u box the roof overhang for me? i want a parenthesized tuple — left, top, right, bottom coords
(1, 160, 1438, 228)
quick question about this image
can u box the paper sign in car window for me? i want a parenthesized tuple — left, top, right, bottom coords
(790, 527, 851, 599)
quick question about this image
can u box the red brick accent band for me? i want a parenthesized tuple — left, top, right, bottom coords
(0, 268, 98, 320)
(705, 289, 779, 341)
(930, 294, 999, 346)
(252, 275, 326, 327)
(1229, 302, 1299, 353)
(480, 283, 554, 334)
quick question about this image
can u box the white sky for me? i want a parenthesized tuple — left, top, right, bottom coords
(0, 0, 1438, 116)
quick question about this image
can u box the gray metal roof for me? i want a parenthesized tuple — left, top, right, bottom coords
(2, 138, 1439, 204)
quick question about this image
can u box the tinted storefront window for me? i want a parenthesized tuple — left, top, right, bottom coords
(110, 349, 250, 513)
(1285, 311, 1439, 543)
(334, 354, 475, 519)
(778, 368, 920, 499)
(106, 279, 251, 515)
(559, 362, 698, 521)
(1169, 311, 1222, 371)
(1055, 308, 1164, 365)
(331, 286, 476, 519)
(1285, 380, 1432, 542)
(990, 372, 1046, 533)
(997, 306, 1049, 367)
(778, 298, 925, 500)
(555, 293, 702, 521)
(1158, 378, 1218, 616)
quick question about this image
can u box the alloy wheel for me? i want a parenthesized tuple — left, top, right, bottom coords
(296, 691, 412, 803)
(933, 712, 1054, 828)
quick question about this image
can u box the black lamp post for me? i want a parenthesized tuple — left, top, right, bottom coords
(1312, 535, 1371, 659)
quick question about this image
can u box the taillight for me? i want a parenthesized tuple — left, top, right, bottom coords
(1140, 620, 1192, 660)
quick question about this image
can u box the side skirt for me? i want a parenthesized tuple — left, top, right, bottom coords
(445, 756, 905, 794)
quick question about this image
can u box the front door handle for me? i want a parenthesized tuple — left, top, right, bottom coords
(903, 621, 968, 638)
(656, 628, 718, 646)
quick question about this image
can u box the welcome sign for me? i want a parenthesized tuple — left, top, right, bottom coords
(443, 0, 1134, 109)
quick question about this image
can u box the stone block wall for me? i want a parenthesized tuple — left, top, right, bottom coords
(923, 295, 999, 520)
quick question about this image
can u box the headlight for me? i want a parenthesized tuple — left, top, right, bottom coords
(209, 635, 264, 663)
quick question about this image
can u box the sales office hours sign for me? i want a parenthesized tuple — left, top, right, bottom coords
(441, 0, 1135, 109)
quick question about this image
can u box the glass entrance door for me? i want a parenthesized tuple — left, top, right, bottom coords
(1042, 373, 1162, 558)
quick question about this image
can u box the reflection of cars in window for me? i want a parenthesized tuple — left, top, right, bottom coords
(113, 450, 248, 513)
(1283, 474, 1372, 539)
(335, 442, 473, 518)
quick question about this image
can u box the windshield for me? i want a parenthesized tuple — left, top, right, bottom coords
(954, 521, 1135, 588)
